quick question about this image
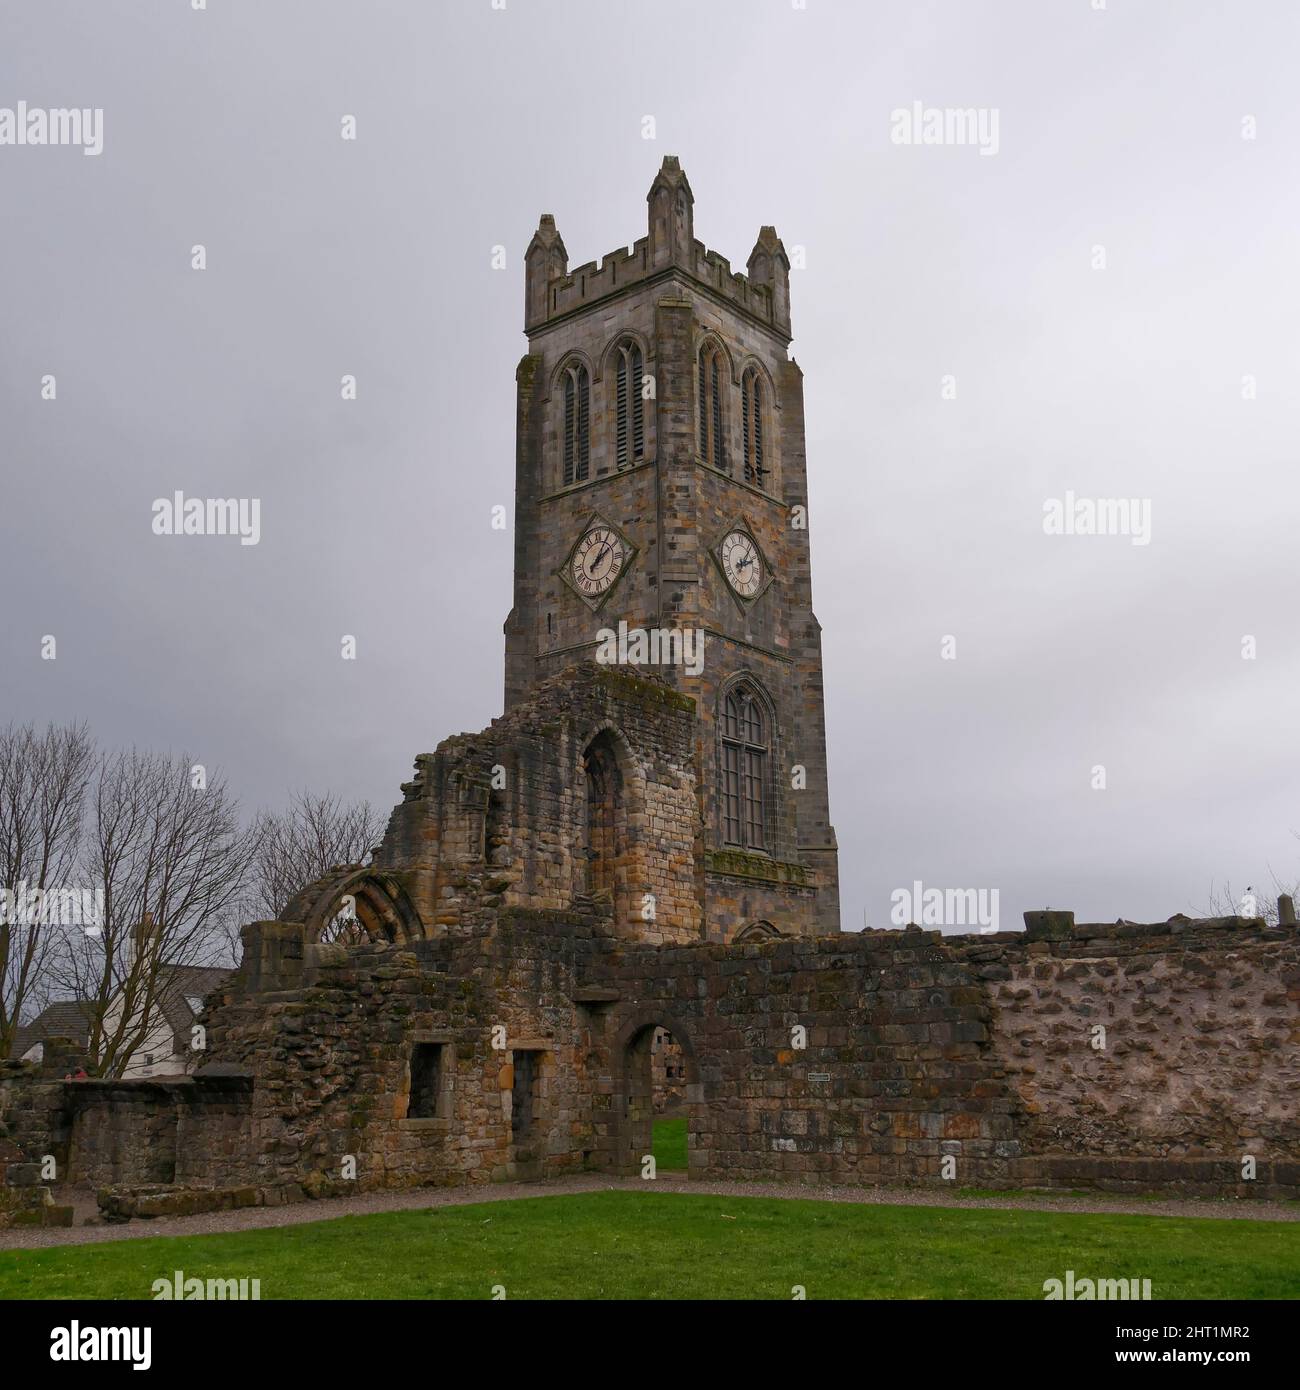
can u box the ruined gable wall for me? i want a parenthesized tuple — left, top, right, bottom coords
(374, 665, 702, 942)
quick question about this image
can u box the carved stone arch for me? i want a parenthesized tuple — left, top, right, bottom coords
(541, 347, 597, 406)
(577, 718, 648, 791)
(597, 329, 652, 385)
(718, 667, 778, 730)
(279, 867, 423, 945)
(734, 919, 781, 942)
(611, 1009, 700, 1079)
(736, 353, 781, 411)
(695, 329, 737, 385)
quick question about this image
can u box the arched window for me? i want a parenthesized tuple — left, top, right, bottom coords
(584, 732, 624, 898)
(720, 685, 767, 850)
(741, 366, 766, 488)
(698, 342, 728, 473)
(562, 360, 590, 486)
(614, 341, 645, 469)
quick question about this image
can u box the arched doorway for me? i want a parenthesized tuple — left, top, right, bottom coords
(612, 1016, 699, 1178)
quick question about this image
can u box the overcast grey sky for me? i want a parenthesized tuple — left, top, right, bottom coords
(2, 0, 1298, 933)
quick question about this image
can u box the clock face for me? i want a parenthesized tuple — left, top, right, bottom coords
(571, 526, 625, 598)
(721, 530, 763, 597)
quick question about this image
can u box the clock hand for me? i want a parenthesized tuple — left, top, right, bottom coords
(587, 544, 611, 573)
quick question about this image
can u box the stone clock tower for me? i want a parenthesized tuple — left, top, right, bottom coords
(504, 157, 839, 937)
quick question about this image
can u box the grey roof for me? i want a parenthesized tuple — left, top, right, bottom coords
(13, 1000, 95, 1055)
(153, 965, 232, 1051)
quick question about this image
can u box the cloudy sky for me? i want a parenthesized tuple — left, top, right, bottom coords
(2, 0, 1298, 933)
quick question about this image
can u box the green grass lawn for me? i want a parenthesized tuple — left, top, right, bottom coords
(653, 1117, 688, 1171)
(2, 1191, 1297, 1300)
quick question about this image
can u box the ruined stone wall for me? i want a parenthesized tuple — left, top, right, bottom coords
(22, 912, 1296, 1209)
(587, 915, 1299, 1194)
(196, 911, 1298, 1199)
(67, 1083, 180, 1186)
(375, 665, 703, 942)
(0, 1053, 78, 1226)
(987, 917, 1299, 1162)
(197, 911, 610, 1194)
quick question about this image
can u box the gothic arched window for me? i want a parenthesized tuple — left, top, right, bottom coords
(584, 732, 624, 898)
(562, 360, 590, 486)
(741, 366, 766, 488)
(698, 342, 728, 474)
(614, 341, 644, 469)
(720, 685, 767, 850)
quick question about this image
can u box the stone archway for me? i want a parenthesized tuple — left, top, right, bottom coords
(610, 1012, 700, 1178)
(280, 867, 423, 945)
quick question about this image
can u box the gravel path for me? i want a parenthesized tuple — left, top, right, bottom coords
(3, 1176, 1296, 1251)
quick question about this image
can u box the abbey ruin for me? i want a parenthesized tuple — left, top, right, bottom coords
(3, 161, 1296, 1226)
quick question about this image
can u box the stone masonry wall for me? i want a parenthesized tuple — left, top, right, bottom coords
(20, 912, 1296, 1209)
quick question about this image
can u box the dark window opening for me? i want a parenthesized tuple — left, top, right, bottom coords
(615, 342, 645, 469)
(408, 1043, 443, 1119)
(563, 361, 590, 485)
(742, 367, 766, 488)
(698, 343, 728, 473)
(512, 1050, 540, 1139)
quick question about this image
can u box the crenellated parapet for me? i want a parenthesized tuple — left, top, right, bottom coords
(524, 156, 791, 338)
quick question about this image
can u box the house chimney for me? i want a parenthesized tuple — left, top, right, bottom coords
(129, 911, 158, 969)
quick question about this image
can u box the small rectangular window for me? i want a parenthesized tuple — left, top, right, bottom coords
(408, 1043, 443, 1119)
(511, 1050, 540, 1140)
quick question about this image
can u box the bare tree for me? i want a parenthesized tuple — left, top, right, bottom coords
(0, 722, 95, 1059)
(1205, 868, 1297, 926)
(248, 790, 384, 919)
(53, 749, 255, 1077)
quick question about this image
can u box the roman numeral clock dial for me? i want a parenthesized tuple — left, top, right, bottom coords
(572, 526, 624, 597)
(721, 530, 763, 598)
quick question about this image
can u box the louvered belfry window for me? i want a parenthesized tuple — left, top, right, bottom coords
(562, 361, 590, 486)
(721, 686, 767, 850)
(742, 367, 765, 488)
(697, 343, 728, 473)
(615, 342, 644, 469)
